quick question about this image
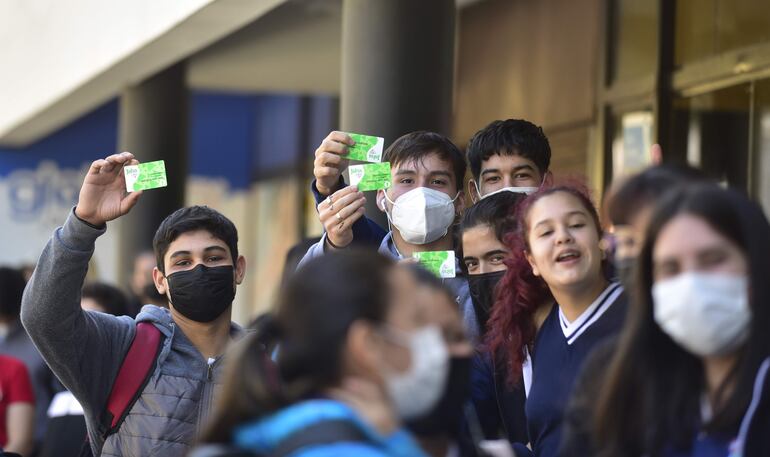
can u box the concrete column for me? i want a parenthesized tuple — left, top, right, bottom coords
(341, 0, 456, 225)
(117, 62, 188, 283)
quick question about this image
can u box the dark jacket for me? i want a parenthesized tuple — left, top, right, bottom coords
(463, 349, 528, 453)
(561, 341, 770, 457)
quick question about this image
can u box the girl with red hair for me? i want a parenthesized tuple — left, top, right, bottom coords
(486, 185, 627, 456)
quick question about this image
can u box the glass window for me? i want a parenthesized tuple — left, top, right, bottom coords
(669, 84, 751, 189)
(610, 110, 655, 179)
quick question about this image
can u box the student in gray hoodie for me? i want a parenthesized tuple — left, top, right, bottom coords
(21, 152, 248, 457)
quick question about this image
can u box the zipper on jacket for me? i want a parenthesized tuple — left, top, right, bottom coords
(206, 357, 215, 381)
(197, 356, 219, 437)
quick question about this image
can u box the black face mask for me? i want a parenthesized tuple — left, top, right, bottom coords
(614, 256, 636, 290)
(166, 264, 235, 323)
(406, 355, 472, 437)
(468, 270, 506, 334)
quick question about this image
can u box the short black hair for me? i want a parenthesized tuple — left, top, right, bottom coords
(460, 191, 524, 243)
(0, 267, 26, 319)
(466, 119, 551, 181)
(607, 164, 707, 226)
(383, 131, 466, 192)
(153, 206, 239, 274)
(81, 282, 130, 317)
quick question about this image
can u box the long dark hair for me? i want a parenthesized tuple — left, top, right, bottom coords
(594, 185, 770, 455)
(486, 184, 604, 384)
(201, 250, 396, 443)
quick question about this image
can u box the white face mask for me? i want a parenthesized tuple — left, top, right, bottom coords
(383, 187, 459, 245)
(652, 272, 751, 357)
(477, 185, 539, 200)
(382, 325, 450, 420)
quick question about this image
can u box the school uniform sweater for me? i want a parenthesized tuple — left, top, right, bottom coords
(525, 282, 626, 457)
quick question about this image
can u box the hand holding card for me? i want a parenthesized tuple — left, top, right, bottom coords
(75, 152, 143, 227)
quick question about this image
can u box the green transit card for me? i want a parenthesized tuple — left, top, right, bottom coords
(348, 162, 392, 191)
(124, 160, 168, 192)
(413, 250, 456, 278)
(344, 133, 384, 162)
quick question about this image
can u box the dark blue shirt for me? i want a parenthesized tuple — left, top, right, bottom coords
(526, 283, 627, 457)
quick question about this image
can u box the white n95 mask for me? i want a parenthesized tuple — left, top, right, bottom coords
(652, 272, 751, 357)
(383, 187, 459, 245)
(382, 325, 450, 420)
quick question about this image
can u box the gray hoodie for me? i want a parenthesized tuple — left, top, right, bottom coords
(21, 210, 243, 456)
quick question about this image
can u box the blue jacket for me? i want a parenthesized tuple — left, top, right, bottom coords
(232, 399, 427, 457)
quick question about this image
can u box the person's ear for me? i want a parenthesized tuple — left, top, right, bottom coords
(152, 266, 168, 294)
(345, 320, 383, 381)
(467, 180, 480, 204)
(525, 250, 540, 277)
(542, 170, 553, 187)
(454, 190, 466, 215)
(234, 255, 246, 285)
(376, 190, 387, 213)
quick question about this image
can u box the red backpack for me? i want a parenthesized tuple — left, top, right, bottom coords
(80, 322, 164, 456)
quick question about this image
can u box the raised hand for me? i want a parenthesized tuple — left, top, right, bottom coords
(74, 152, 143, 226)
(314, 131, 354, 196)
(650, 143, 663, 165)
(318, 186, 366, 250)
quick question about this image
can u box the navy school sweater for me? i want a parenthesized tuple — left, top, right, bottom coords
(525, 282, 627, 457)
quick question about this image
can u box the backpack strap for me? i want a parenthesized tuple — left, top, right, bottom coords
(270, 419, 370, 457)
(103, 321, 164, 434)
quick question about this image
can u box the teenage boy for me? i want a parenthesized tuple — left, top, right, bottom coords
(21, 152, 247, 457)
(465, 118, 551, 201)
(301, 132, 481, 341)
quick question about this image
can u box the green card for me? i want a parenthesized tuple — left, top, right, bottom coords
(124, 160, 168, 192)
(344, 133, 384, 163)
(348, 162, 392, 191)
(413, 250, 456, 278)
